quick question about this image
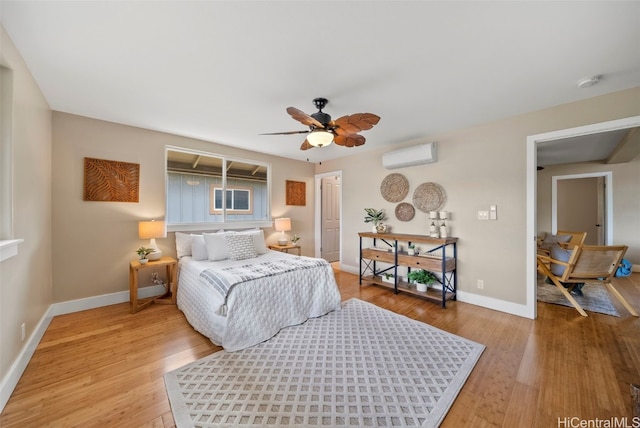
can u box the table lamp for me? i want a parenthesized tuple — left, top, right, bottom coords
(138, 219, 166, 260)
(274, 218, 291, 245)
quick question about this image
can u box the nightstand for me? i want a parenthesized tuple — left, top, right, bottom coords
(268, 244, 302, 256)
(129, 256, 177, 313)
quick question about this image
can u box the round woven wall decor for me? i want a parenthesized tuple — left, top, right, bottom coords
(395, 202, 415, 222)
(412, 182, 446, 213)
(380, 173, 409, 203)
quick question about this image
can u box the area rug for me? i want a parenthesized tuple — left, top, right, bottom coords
(537, 278, 620, 317)
(164, 298, 485, 427)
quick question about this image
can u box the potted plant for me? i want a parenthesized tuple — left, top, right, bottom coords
(364, 208, 386, 233)
(136, 246, 154, 264)
(291, 234, 300, 244)
(407, 270, 437, 292)
(381, 272, 395, 284)
(407, 243, 416, 256)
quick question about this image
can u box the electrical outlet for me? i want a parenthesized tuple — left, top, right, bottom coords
(21, 323, 26, 341)
(477, 211, 489, 220)
(477, 279, 484, 290)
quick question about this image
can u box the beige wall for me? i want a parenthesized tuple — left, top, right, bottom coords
(317, 87, 640, 306)
(52, 112, 316, 302)
(0, 27, 53, 384)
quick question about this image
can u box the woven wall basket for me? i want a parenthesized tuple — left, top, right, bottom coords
(380, 173, 409, 203)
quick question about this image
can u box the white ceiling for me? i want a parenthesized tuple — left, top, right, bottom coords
(2, 1, 640, 164)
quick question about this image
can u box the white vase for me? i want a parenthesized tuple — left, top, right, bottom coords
(416, 282, 428, 292)
(139, 258, 148, 264)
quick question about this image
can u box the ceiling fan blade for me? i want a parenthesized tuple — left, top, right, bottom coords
(300, 139, 314, 151)
(334, 113, 380, 135)
(287, 107, 325, 128)
(334, 134, 366, 147)
(260, 130, 309, 135)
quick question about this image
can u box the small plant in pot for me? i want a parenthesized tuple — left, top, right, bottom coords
(407, 243, 416, 255)
(136, 246, 154, 264)
(382, 272, 395, 284)
(407, 270, 437, 292)
(364, 208, 386, 233)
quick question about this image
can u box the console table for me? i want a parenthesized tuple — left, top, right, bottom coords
(359, 232, 457, 307)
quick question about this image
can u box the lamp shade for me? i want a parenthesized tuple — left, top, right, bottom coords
(274, 218, 292, 232)
(138, 220, 166, 239)
(306, 130, 334, 147)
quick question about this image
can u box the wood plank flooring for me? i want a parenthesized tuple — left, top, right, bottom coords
(1, 270, 639, 427)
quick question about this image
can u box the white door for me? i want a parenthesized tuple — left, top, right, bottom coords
(321, 175, 341, 262)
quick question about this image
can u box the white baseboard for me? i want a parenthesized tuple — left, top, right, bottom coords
(0, 305, 53, 412)
(0, 284, 166, 413)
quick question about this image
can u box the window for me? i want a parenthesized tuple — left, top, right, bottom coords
(1, 66, 13, 240)
(166, 147, 270, 230)
(211, 187, 253, 214)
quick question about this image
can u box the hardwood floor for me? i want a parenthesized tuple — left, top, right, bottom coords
(2, 270, 639, 427)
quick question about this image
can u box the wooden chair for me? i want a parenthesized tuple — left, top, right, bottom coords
(537, 244, 638, 317)
(537, 231, 588, 274)
(538, 230, 587, 255)
(556, 230, 587, 249)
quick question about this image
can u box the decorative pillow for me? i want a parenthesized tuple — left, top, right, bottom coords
(239, 229, 268, 254)
(204, 232, 231, 261)
(175, 232, 192, 258)
(540, 234, 571, 251)
(225, 233, 257, 261)
(190, 234, 208, 261)
(550, 244, 573, 276)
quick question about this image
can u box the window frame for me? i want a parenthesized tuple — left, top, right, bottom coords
(210, 185, 253, 214)
(165, 145, 272, 232)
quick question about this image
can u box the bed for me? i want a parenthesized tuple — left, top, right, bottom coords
(175, 230, 341, 351)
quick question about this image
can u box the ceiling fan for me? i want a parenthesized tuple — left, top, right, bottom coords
(261, 98, 380, 150)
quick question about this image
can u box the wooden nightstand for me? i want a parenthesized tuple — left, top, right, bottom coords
(268, 244, 302, 256)
(129, 256, 177, 314)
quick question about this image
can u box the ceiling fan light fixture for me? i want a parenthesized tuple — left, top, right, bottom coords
(307, 130, 334, 147)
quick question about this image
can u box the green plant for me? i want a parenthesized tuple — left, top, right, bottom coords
(136, 246, 154, 259)
(364, 208, 385, 225)
(291, 234, 300, 244)
(382, 272, 394, 279)
(408, 243, 415, 249)
(407, 270, 437, 285)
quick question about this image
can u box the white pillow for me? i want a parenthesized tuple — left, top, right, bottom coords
(175, 232, 192, 258)
(225, 233, 257, 261)
(238, 229, 268, 254)
(190, 234, 208, 261)
(204, 232, 231, 261)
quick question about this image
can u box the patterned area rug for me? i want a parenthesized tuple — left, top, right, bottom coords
(537, 277, 620, 317)
(164, 298, 485, 427)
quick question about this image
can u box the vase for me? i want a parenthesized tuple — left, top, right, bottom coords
(376, 223, 387, 233)
(416, 282, 428, 292)
(407, 248, 415, 256)
(139, 258, 148, 264)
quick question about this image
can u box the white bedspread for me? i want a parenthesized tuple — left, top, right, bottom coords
(177, 251, 341, 352)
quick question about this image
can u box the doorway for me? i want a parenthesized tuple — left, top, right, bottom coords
(526, 115, 640, 320)
(314, 171, 342, 263)
(552, 172, 611, 245)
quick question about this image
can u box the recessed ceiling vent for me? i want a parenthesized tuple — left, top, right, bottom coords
(382, 142, 437, 169)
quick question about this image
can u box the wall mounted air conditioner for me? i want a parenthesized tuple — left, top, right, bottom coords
(382, 142, 437, 169)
